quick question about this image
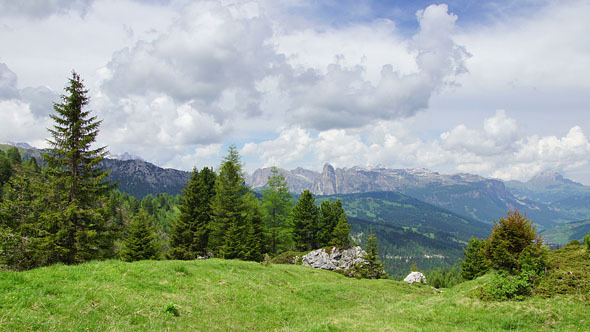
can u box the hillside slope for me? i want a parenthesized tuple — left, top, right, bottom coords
(1, 259, 588, 331)
(316, 191, 491, 275)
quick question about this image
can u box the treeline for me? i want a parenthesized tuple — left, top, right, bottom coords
(166, 153, 351, 262)
(0, 72, 353, 271)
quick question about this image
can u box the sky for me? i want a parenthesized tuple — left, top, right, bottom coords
(1, 0, 590, 184)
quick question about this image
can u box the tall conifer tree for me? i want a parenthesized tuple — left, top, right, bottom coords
(291, 190, 319, 251)
(42, 71, 113, 264)
(209, 145, 249, 257)
(120, 210, 160, 262)
(261, 166, 293, 255)
(168, 167, 216, 259)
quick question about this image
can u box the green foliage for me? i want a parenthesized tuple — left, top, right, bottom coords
(269, 250, 309, 264)
(209, 145, 248, 256)
(349, 227, 387, 279)
(0, 154, 12, 186)
(168, 167, 216, 259)
(242, 193, 265, 262)
(120, 210, 160, 262)
(330, 213, 350, 247)
(261, 166, 293, 255)
(164, 303, 180, 317)
(0, 172, 45, 270)
(534, 243, 590, 299)
(318, 199, 350, 248)
(27, 157, 41, 173)
(6, 147, 21, 165)
(485, 209, 548, 274)
(210, 146, 264, 261)
(41, 72, 114, 265)
(460, 237, 489, 280)
(427, 264, 462, 289)
(291, 190, 319, 251)
(476, 270, 537, 301)
(584, 232, 590, 252)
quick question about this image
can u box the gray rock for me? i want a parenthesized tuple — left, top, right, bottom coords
(302, 246, 367, 271)
(404, 271, 427, 284)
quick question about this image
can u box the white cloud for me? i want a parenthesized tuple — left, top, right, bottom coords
(241, 111, 590, 182)
(0, 100, 51, 147)
(0, 0, 94, 19)
(279, 4, 470, 130)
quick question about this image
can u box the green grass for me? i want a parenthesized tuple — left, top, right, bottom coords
(1, 259, 589, 331)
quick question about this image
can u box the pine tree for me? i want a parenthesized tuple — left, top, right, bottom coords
(291, 190, 319, 251)
(243, 193, 265, 261)
(168, 167, 216, 259)
(353, 227, 387, 279)
(6, 147, 21, 165)
(0, 153, 12, 187)
(319, 200, 346, 247)
(27, 157, 41, 173)
(330, 213, 350, 247)
(209, 145, 249, 257)
(42, 71, 114, 264)
(0, 173, 44, 270)
(120, 210, 160, 262)
(484, 209, 547, 274)
(460, 237, 489, 280)
(261, 166, 293, 255)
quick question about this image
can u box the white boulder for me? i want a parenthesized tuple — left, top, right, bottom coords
(404, 271, 427, 284)
(302, 246, 366, 271)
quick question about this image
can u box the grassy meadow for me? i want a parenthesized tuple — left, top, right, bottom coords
(1, 256, 589, 332)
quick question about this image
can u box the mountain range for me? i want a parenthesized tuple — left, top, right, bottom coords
(3, 143, 590, 245)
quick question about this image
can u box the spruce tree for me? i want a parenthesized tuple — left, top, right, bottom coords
(0, 173, 44, 270)
(6, 147, 21, 165)
(27, 157, 41, 173)
(42, 71, 113, 264)
(0, 154, 12, 186)
(319, 200, 346, 247)
(168, 167, 216, 259)
(209, 145, 249, 257)
(243, 193, 265, 261)
(120, 210, 160, 262)
(330, 213, 350, 247)
(484, 209, 547, 274)
(261, 166, 293, 255)
(460, 237, 489, 280)
(354, 227, 387, 279)
(291, 190, 319, 251)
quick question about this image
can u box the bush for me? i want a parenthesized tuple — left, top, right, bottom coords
(485, 209, 547, 274)
(476, 270, 538, 301)
(584, 232, 590, 252)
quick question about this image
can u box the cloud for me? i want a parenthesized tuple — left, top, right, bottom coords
(281, 4, 470, 130)
(101, 1, 281, 118)
(0, 100, 51, 147)
(0, 63, 19, 100)
(0, 0, 94, 19)
(241, 111, 590, 182)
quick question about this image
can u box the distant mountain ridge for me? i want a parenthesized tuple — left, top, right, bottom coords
(99, 158, 189, 198)
(5, 142, 590, 230)
(246, 164, 590, 228)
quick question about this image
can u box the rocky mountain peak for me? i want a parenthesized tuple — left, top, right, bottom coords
(527, 170, 580, 189)
(313, 163, 338, 195)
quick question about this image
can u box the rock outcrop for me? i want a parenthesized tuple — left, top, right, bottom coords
(404, 271, 427, 284)
(301, 246, 366, 271)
